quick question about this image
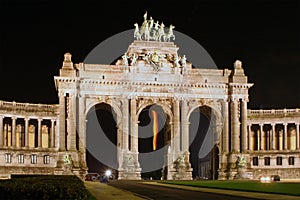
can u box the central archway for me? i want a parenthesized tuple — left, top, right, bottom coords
(138, 104, 171, 180)
(86, 103, 118, 179)
(189, 105, 219, 180)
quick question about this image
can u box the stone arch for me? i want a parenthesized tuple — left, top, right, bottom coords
(85, 98, 122, 126)
(85, 101, 120, 177)
(188, 103, 223, 142)
(188, 103, 222, 180)
(137, 102, 173, 123)
(187, 103, 222, 123)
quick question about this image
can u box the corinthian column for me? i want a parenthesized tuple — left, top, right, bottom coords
(12, 116, 16, 147)
(241, 99, 248, 152)
(0, 116, 3, 147)
(181, 99, 189, 153)
(130, 98, 138, 152)
(271, 123, 276, 150)
(51, 119, 55, 148)
(59, 94, 66, 151)
(222, 99, 229, 153)
(24, 118, 29, 148)
(38, 118, 42, 148)
(122, 98, 129, 151)
(173, 99, 180, 152)
(248, 124, 252, 151)
(230, 98, 240, 152)
(78, 96, 86, 152)
(259, 124, 263, 150)
(296, 123, 299, 150)
(69, 94, 77, 151)
(283, 123, 288, 150)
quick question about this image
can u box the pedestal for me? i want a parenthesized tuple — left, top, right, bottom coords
(118, 150, 141, 180)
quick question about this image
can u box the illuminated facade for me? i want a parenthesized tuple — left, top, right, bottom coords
(0, 16, 299, 180)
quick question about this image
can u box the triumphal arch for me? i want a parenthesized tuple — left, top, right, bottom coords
(54, 14, 253, 180)
(0, 14, 299, 180)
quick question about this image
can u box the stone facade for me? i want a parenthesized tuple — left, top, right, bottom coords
(0, 39, 299, 180)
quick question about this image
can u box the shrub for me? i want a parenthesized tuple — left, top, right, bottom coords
(0, 175, 91, 200)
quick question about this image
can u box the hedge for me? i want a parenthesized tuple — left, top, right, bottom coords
(0, 175, 92, 200)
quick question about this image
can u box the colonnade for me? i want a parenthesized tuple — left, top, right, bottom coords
(222, 98, 248, 154)
(247, 123, 300, 151)
(0, 115, 57, 149)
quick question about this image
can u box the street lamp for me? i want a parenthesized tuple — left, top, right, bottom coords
(105, 170, 112, 177)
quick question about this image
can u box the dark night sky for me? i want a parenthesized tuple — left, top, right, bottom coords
(0, 0, 299, 109)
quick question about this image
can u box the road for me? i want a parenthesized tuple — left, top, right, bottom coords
(109, 180, 258, 200)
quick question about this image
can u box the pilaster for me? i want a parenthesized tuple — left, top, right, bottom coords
(12, 116, 16, 147)
(24, 118, 29, 148)
(0, 116, 3, 147)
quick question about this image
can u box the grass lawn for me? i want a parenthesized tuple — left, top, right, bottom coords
(162, 180, 300, 196)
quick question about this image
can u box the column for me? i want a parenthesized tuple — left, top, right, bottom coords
(130, 98, 138, 152)
(38, 118, 42, 148)
(230, 99, 240, 152)
(296, 123, 299, 150)
(4, 122, 7, 146)
(248, 124, 252, 151)
(283, 123, 288, 150)
(173, 99, 180, 152)
(24, 118, 29, 148)
(259, 124, 263, 150)
(51, 119, 55, 148)
(241, 100, 248, 152)
(78, 96, 86, 152)
(181, 100, 189, 152)
(59, 94, 66, 151)
(0, 116, 3, 147)
(222, 100, 229, 153)
(279, 129, 283, 150)
(271, 123, 276, 150)
(12, 116, 16, 147)
(69, 94, 77, 151)
(122, 98, 129, 151)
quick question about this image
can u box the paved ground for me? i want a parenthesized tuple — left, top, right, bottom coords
(109, 180, 258, 200)
(86, 180, 300, 200)
(84, 181, 145, 200)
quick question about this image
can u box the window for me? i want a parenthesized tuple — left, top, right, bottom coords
(18, 154, 24, 164)
(44, 155, 50, 164)
(31, 154, 37, 164)
(5, 153, 11, 163)
(253, 157, 258, 166)
(288, 157, 295, 165)
(276, 157, 282, 165)
(264, 157, 270, 166)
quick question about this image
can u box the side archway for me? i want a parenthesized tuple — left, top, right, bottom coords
(85, 102, 120, 179)
(188, 105, 221, 180)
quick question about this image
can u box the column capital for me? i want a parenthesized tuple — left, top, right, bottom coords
(230, 96, 239, 102)
(271, 123, 276, 126)
(11, 116, 17, 120)
(283, 123, 288, 126)
(241, 97, 249, 103)
(221, 97, 229, 103)
(295, 122, 299, 126)
(259, 123, 264, 127)
(37, 118, 43, 122)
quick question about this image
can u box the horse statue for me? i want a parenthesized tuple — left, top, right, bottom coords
(144, 23, 150, 41)
(134, 23, 141, 40)
(164, 25, 175, 42)
(157, 22, 165, 42)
